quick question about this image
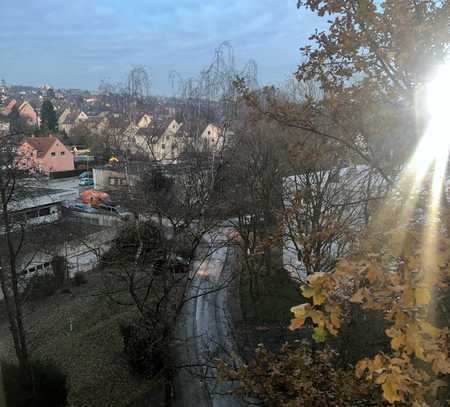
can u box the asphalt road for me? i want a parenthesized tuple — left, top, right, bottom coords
(174, 230, 243, 407)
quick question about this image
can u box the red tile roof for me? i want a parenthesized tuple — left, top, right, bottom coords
(0, 99, 17, 116)
(23, 136, 58, 157)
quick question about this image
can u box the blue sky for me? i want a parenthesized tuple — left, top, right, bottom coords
(0, 0, 322, 95)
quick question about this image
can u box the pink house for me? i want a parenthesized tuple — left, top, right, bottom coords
(17, 135, 75, 174)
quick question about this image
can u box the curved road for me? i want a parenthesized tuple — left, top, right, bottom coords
(174, 230, 243, 407)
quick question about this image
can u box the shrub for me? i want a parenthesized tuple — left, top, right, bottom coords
(119, 321, 165, 377)
(27, 273, 57, 300)
(72, 271, 87, 286)
(2, 360, 68, 407)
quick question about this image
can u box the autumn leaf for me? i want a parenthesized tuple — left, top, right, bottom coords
(355, 359, 369, 378)
(312, 326, 327, 343)
(350, 288, 366, 303)
(289, 304, 311, 331)
(382, 374, 404, 404)
(301, 285, 327, 305)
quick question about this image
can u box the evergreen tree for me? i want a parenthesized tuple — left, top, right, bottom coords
(8, 105, 21, 133)
(40, 99, 58, 133)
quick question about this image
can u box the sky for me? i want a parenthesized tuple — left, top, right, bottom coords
(0, 0, 322, 95)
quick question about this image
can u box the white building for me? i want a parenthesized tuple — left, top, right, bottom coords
(2, 187, 78, 234)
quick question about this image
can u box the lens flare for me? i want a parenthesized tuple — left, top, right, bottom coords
(409, 63, 450, 175)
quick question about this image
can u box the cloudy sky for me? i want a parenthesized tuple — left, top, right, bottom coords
(0, 0, 322, 95)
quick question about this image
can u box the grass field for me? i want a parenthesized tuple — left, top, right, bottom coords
(0, 272, 164, 407)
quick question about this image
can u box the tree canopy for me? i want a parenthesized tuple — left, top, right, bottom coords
(40, 99, 58, 133)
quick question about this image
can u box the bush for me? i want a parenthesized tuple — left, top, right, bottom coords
(27, 273, 57, 300)
(72, 271, 87, 286)
(119, 322, 165, 377)
(2, 360, 68, 407)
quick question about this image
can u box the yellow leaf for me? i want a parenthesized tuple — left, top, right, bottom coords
(375, 373, 387, 384)
(301, 285, 315, 299)
(307, 271, 328, 286)
(290, 303, 311, 320)
(382, 375, 403, 404)
(355, 359, 368, 378)
(372, 354, 385, 373)
(301, 285, 327, 305)
(289, 318, 305, 331)
(391, 334, 406, 351)
(289, 304, 311, 331)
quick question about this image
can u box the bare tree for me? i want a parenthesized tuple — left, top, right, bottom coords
(0, 134, 34, 382)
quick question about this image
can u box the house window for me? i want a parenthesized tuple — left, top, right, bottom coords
(161, 144, 165, 149)
(208, 130, 211, 135)
(39, 207, 51, 216)
(61, 151, 65, 156)
(36, 264, 43, 271)
(28, 267, 36, 274)
(51, 152, 56, 156)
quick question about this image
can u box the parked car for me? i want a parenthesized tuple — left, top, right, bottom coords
(79, 178, 94, 186)
(98, 203, 130, 219)
(79, 171, 93, 180)
(73, 203, 97, 213)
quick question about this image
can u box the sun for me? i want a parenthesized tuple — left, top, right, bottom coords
(408, 63, 450, 178)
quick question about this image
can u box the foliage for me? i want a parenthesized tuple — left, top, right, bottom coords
(228, 1, 450, 405)
(26, 273, 58, 299)
(102, 222, 164, 267)
(218, 342, 385, 406)
(39, 99, 58, 133)
(119, 319, 167, 378)
(3, 360, 68, 407)
(288, 193, 450, 405)
(72, 271, 87, 286)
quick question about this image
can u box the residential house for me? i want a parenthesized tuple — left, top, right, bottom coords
(134, 119, 183, 161)
(18, 101, 39, 126)
(58, 108, 88, 134)
(137, 113, 153, 129)
(2, 187, 77, 234)
(0, 99, 17, 116)
(199, 123, 226, 152)
(0, 115, 10, 133)
(17, 135, 75, 174)
(0, 99, 39, 126)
